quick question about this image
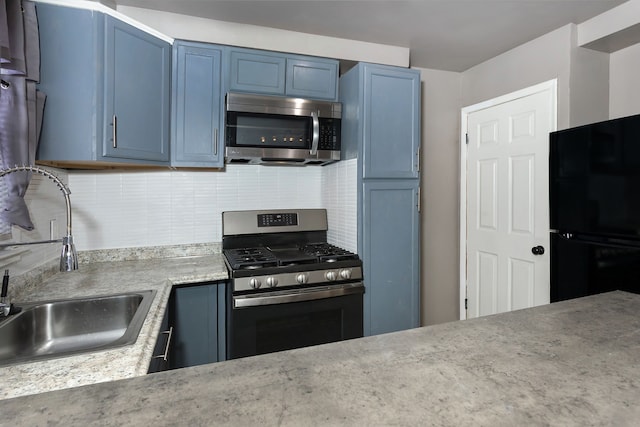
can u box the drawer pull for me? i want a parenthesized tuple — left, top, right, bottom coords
(152, 326, 173, 362)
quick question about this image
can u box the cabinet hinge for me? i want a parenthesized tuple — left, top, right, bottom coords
(465, 298, 468, 310)
(417, 186, 421, 213)
(465, 133, 469, 145)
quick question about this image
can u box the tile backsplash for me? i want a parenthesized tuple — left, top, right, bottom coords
(70, 160, 358, 252)
(2, 160, 358, 273)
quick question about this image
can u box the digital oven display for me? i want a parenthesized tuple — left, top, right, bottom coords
(257, 213, 298, 227)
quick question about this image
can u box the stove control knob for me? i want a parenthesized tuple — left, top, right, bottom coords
(249, 278, 262, 289)
(296, 273, 309, 284)
(325, 271, 338, 281)
(339, 269, 352, 280)
(266, 276, 278, 288)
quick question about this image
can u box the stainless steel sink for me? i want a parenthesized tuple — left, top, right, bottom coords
(0, 290, 156, 366)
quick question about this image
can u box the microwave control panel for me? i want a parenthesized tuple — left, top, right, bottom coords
(318, 118, 341, 150)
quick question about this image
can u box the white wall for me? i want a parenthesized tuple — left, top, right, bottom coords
(462, 25, 573, 129)
(610, 43, 640, 118)
(569, 36, 610, 127)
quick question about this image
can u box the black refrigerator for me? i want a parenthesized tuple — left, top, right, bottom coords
(550, 113, 640, 302)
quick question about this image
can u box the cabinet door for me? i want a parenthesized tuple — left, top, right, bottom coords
(229, 50, 286, 95)
(285, 58, 338, 100)
(363, 65, 420, 179)
(35, 3, 103, 162)
(103, 16, 170, 162)
(362, 180, 420, 336)
(148, 307, 171, 373)
(172, 42, 224, 167)
(171, 282, 226, 368)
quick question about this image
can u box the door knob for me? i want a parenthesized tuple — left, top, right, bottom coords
(531, 245, 545, 255)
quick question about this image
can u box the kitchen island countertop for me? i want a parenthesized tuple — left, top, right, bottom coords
(0, 254, 228, 400)
(1, 290, 639, 426)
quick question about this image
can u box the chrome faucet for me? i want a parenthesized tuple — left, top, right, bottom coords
(0, 165, 78, 272)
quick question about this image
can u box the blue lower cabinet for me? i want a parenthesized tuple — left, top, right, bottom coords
(148, 308, 171, 373)
(362, 180, 420, 336)
(170, 282, 226, 368)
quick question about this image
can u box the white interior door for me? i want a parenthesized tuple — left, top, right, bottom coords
(464, 82, 556, 319)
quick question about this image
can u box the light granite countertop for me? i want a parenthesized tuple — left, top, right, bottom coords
(1, 291, 639, 426)
(0, 252, 228, 400)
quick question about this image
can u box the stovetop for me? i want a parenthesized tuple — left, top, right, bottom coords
(224, 243, 359, 271)
(222, 209, 363, 292)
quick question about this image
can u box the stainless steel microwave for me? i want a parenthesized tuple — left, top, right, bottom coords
(225, 92, 342, 166)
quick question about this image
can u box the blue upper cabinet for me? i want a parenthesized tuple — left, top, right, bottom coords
(103, 16, 171, 162)
(285, 58, 338, 99)
(363, 65, 420, 179)
(171, 41, 225, 167)
(36, 4, 171, 166)
(228, 48, 338, 101)
(229, 50, 286, 95)
(341, 63, 420, 179)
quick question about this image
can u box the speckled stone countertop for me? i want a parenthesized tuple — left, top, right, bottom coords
(0, 246, 228, 400)
(1, 291, 639, 426)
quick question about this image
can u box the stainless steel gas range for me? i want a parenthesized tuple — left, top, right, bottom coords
(222, 209, 364, 359)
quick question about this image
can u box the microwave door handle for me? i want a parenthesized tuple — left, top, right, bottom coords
(310, 111, 319, 155)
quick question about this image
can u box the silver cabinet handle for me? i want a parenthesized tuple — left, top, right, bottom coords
(310, 111, 319, 155)
(111, 115, 118, 149)
(152, 326, 173, 362)
(213, 128, 218, 156)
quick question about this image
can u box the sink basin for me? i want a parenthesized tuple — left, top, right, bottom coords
(0, 290, 156, 366)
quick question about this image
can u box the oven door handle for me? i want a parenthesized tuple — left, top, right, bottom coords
(233, 283, 364, 308)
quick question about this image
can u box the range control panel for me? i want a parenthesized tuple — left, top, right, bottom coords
(257, 213, 298, 227)
(222, 209, 327, 236)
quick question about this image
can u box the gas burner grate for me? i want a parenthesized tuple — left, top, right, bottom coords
(224, 247, 278, 270)
(302, 243, 359, 262)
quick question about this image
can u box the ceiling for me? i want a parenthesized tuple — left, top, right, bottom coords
(115, 0, 628, 72)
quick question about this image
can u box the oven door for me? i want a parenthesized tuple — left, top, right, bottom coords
(226, 283, 364, 359)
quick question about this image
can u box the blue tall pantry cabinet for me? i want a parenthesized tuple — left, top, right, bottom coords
(340, 63, 421, 336)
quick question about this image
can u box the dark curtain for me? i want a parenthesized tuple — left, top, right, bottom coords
(0, 0, 44, 231)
